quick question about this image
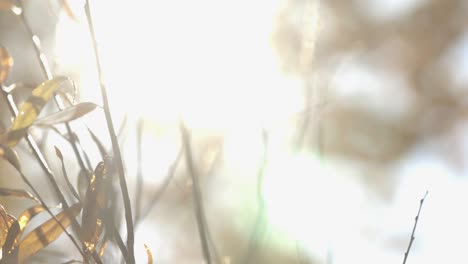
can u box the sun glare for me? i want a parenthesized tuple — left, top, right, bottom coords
(54, 0, 321, 262)
(55, 0, 304, 130)
(5, 0, 466, 263)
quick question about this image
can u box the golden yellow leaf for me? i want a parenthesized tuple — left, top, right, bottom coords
(17, 205, 46, 232)
(98, 238, 108, 257)
(0, 143, 21, 171)
(0, 205, 15, 248)
(80, 161, 109, 253)
(144, 243, 153, 264)
(2, 204, 49, 258)
(2, 217, 20, 262)
(17, 203, 81, 263)
(0, 46, 13, 84)
(5, 76, 69, 147)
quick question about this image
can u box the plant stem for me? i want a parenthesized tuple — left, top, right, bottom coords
(84, 1, 135, 263)
(402, 191, 428, 264)
(12, 3, 104, 262)
(242, 130, 268, 264)
(137, 148, 183, 225)
(134, 118, 143, 223)
(17, 0, 92, 176)
(180, 122, 212, 264)
(0, 87, 87, 261)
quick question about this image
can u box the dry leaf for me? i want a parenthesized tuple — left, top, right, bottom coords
(80, 162, 109, 253)
(55, 146, 63, 160)
(2, 219, 20, 257)
(17, 205, 46, 232)
(17, 203, 81, 263)
(0, 205, 19, 262)
(144, 243, 153, 264)
(0, 143, 21, 171)
(34, 102, 98, 126)
(0, 46, 13, 84)
(5, 76, 69, 147)
(0, 187, 38, 203)
(59, 0, 77, 21)
(4, 204, 47, 258)
(0, 205, 15, 248)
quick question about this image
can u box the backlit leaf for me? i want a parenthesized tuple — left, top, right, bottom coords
(0, 187, 39, 203)
(0, 46, 13, 84)
(17, 205, 46, 231)
(117, 113, 128, 141)
(2, 219, 20, 257)
(5, 76, 69, 147)
(17, 203, 81, 263)
(2, 205, 57, 258)
(34, 102, 98, 126)
(144, 243, 153, 264)
(80, 161, 109, 253)
(0, 143, 21, 171)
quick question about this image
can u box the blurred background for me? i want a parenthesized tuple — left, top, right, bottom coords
(2, 0, 468, 263)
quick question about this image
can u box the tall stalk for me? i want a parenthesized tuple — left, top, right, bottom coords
(84, 1, 135, 263)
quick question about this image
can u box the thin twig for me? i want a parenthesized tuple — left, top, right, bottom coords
(295, 83, 312, 149)
(1, 88, 99, 264)
(87, 127, 108, 158)
(137, 148, 183, 225)
(180, 122, 212, 264)
(134, 118, 144, 223)
(61, 260, 83, 264)
(55, 146, 81, 202)
(85, 134, 129, 262)
(72, 133, 93, 171)
(242, 129, 269, 264)
(117, 113, 128, 144)
(11, 16, 100, 260)
(8, 2, 101, 262)
(1, 86, 87, 261)
(402, 191, 428, 264)
(202, 149, 222, 263)
(84, 1, 135, 263)
(295, 0, 321, 151)
(101, 191, 130, 262)
(17, 170, 87, 260)
(16, 0, 93, 176)
(14, 8, 96, 253)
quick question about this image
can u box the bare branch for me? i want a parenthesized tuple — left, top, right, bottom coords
(403, 191, 429, 264)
